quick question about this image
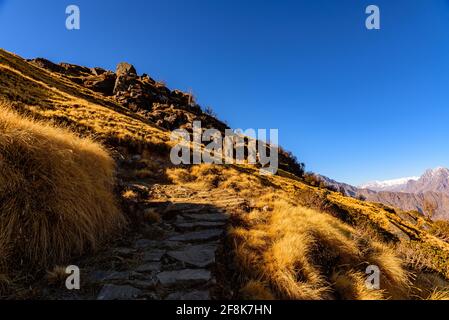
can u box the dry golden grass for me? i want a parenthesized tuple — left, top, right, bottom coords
(143, 208, 162, 224)
(431, 221, 449, 242)
(2, 48, 449, 300)
(240, 280, 276, 300)
(166, 164, 449, 300)
(0, 49, 171, 154)
(46, 266, 69, 287)
(230, 201, 409, 300)
(426, 288, 449, 300)
(122, 189, 138, 200)
(0, 105, 126, 274)
(331, 270, 385, 300)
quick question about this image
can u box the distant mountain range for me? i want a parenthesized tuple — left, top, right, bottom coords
(316, 167, 449, 221)
(359, 176, 420, 192)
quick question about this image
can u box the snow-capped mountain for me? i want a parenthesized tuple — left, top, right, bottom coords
(359, 167, 449, 194)
(359, 177, 419, 192)
(402, 167, 449, 194)
(319, 167, 449, 221)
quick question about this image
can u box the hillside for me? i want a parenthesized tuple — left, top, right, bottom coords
(1, 48, 449, 300)
(317, 168, 449, 221)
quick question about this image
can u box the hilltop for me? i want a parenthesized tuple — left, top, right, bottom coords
(1, 48, 449, 300)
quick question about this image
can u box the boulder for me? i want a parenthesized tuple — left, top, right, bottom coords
(116, 62, 137, 76)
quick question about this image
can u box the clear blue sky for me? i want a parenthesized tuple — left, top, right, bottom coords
(1, 0, 449, 185)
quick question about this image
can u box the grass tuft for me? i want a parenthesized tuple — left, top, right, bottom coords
(0, 105, 126, 274)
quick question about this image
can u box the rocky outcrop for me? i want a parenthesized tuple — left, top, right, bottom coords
(83, 72, 117, 96)
(116, 62, 137, 77)
(28, 57, 306, 178)
(29, 58, 65, 73)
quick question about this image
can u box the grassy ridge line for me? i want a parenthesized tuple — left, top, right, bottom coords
(0, 49, 170, 153)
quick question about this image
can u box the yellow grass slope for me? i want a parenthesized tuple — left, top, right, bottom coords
(232, 202, 407, 300)
(168, 164, 449, 300)
(0, 49, 169, 153)
(0, 105, 125, 274)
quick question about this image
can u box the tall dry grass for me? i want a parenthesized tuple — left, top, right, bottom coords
(167, 164, 449, 300)
(0, 105, 125, 274)
(231, 201, 410, 300)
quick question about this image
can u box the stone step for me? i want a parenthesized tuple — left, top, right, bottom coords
(97, 284, 142, 300)
(135, 262, 162, 273)
(143, 249, 166, 262)
(167, 229, 223, 242)
(165, 290, 210, 300)
(114, 248, 136, 256)
(134, 239, 159, 249)
(157, 269, 211, 286)
(126, 277, 158, 290)
(167, 244, 217, 268)
(89, 270, 131, 282)
(175, 221, 226, 230)
(182, 213, 228, 222)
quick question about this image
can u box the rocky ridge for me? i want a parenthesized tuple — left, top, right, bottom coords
(28, 57, 305, 177)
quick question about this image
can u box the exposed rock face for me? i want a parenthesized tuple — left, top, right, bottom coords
(28, 57, 305, 178)
(83, 72, 117, 96)
(116, 62, 137, 77)
(314, 174, 358, 197)
(358, 190, 449, 221)
(113, 63, 138, 95)
(403, 167, 449, 194)
(30, 58, 65, 73)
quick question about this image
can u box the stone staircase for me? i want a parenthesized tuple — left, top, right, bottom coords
(87, 184, 246, 300)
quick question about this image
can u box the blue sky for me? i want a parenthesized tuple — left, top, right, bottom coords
(1, 0, 449, 185)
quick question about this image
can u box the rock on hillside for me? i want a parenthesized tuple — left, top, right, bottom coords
(28, 56, 305, 177)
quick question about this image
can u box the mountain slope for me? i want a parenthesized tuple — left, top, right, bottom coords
(1, 48, 449, 300)
(317, 168, 449, 221)
(359, 168, 449, 221)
